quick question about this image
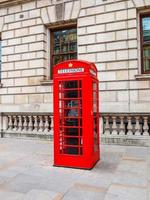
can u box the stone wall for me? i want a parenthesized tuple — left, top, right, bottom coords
(0, 0, 150, 114)
(78, 0, 150, 113)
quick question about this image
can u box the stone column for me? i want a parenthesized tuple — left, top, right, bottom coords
(112, 116, 118, 135)
(127, 116, 133, 136)
(134, 116, 141, 136)
(119, 116, 125, 135)
(50, 115, 54, 135)
(44, 115, 49, 134)
(1, 115, 8, 137)
(104, 116, 110, 135)
(143, 117, 149, 136)
(99, 116, 103, 136)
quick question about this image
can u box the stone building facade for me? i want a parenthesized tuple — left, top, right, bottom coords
(0, 0, 150, 145)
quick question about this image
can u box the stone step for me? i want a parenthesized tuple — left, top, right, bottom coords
(101, 136, 150, 147)
(2, 132, 53, 141)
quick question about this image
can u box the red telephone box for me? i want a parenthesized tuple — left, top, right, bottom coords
(53, 60, 100, 169)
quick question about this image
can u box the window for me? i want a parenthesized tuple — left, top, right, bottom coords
(140, 14, 150, 73)
(0, 38, 1, 81)
(51, 27, 77, 77)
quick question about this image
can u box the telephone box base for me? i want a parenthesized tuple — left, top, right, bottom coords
(53, 159, 100, 170)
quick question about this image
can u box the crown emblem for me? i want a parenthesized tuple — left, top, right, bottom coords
(68, 63, 73, 67)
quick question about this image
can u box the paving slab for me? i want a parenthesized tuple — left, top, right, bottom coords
(24, 189, 62, 200)
(112, 170, 147, 188)
(75, 171, 114, 188)
(148, 182, 150, 200)
(62, 184, 106, 200)
(124, 146, 148, 160)
(0, 138, 149, 200)
(105, 183, 147, 200)
(117, 159, 147, 176)
(0, 176, 10, 185)
(0, 191, 25, 200)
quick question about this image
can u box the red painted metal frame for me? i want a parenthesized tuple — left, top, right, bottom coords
(53, 60, 100, 169)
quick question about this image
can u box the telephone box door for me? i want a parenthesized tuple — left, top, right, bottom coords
(57, 79, 83, 156)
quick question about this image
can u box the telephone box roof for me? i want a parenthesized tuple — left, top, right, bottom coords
(53, 60, 98, 77)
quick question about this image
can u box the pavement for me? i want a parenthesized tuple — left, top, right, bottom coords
(0, 138, 149, 200)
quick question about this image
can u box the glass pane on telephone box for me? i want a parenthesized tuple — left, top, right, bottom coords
(58, 80, 83, 155)
(93, 82, 99, 152)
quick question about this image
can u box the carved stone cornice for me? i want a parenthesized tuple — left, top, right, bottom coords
(0, 0, 33, 7)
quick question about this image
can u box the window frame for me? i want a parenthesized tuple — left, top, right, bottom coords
(0, 36, 1, 82)
(50, 23, 77, 78)
(140, 13, 150, 74)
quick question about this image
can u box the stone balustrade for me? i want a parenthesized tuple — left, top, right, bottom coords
(101, 114, 150, 146)
(0, 113, 53, 139)
(0, 113, 150, 146)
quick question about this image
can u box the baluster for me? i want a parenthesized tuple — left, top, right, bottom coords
(119, 116, 125, 135)
(22, 116, 28, 132)
(28, 116, 33, 133)
(143, 117, 149, 136)
(104, 116, 110, 135)
(112, 116, 118, 135)
(33, 116, 38, 132)
(50, 115, 54, 135)
(39, 116, 44, 132)
(44, 116, 49, 133)
(2, 115, 9, 133)
(134, 116, 141, 136)
(127, 116, 133, 135)
(13, 116, 18, 131)
(18, 116, 22, 132)
(99, 117, 103, 135)
(8, 115, 13, 131)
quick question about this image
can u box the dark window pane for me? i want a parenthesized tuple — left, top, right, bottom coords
(53, 55, 60, 64)
(64, 81, 78, 89)
(69, 43, 77, 52)
(142, 17, 150, 42)
(144, 46, 150, 72)
(141, 15, 150, 73)
(52, 27, 77, 66)
(54, 45, 60, 54)
(61, 44, 68, 52)
(62, 54, 69, 61)
(0, 40, 1, 58)
(63, 147, 79, 155)
(0, 39, 1, 80)
(70, 53, 77, 59)
(54, 31, 62, 40)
